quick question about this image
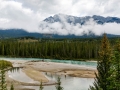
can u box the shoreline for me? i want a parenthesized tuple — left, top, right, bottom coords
(5, 59, 96, 90)
(0, 57, 98, 62)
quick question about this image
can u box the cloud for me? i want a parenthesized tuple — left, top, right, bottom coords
(0, 0, 120, 36)
(38, 15, 120, 36)
(0, 0, 41, 32)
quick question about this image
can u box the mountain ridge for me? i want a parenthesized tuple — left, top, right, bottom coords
(0, 29, 119, 39)
(0, 14, 120, 38)
(44, 14, 120, 24)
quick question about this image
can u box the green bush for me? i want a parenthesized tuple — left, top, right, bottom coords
(0, 60, 13, 69)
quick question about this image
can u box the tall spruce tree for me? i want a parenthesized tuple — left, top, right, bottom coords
(113, 40, 120, 89)
(39, 81, 44, 90)
(56, 77, 63, 90)
(10, 84, 14, 90)
(89, 33, 113, 90)
(0, 60, 13, 90)
(0, 61, 7, 90)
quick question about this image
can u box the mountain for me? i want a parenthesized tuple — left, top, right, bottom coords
(0, 29, 43, 39)
(42, 14, 120, 37)
(0, 29, 94, 39)
(0, 14, 120, 39)
(0, 29, 119, 39)
(44, 14, 120, 24)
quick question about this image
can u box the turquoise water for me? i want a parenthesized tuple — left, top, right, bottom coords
(0, 57, 97, 68)
(2, 57, 96, 90)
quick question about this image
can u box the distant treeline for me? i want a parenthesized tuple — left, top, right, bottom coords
(0, 38, 118, 60)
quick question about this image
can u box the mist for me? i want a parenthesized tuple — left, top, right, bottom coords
(0, 12, 120, 36)
(38, 16, 120, 36)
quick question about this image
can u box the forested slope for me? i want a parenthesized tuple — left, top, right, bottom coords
(0, 38, 118, 60)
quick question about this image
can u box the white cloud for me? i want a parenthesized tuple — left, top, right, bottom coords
(0, 0, 120, 35)
(0, 0, 41, 32)
(38, 17, 120, 36)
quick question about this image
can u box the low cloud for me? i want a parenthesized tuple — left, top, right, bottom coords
(0, 0, 120, 36)
(38, 16, 120, 36)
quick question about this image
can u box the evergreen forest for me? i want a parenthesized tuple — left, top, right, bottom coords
(0, 35, 120, 90)
(0, 37, 118, 60)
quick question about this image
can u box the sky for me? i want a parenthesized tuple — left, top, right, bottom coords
(0, 0, 120, 35)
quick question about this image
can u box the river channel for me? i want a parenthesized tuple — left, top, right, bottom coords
(0, 57, 97, 90)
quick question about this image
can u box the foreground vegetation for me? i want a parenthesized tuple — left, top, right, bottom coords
(0, 60, 13, 69)
(89, 34, 120, 90)
(0, 60, 13, 90)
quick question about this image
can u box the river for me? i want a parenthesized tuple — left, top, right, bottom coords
(0, 57, 97, 90)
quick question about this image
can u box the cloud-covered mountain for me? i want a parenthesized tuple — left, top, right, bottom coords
(38, 14, 120, 36)
(0, 14, 120, 39)
(44, 14, 120, 24)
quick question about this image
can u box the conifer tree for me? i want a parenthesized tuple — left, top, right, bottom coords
(10, 84, 14, 90)
(39, 81, 44, 90)
(0, 61, 7, 90)
(89, 33, 113, 90)
(113, 40, 120, 89)
(0, 60, 13, 90)
(56, 77, 63, 90)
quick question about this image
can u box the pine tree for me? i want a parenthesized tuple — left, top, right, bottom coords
(10, 84, 14, 90)
(56, 77, 63, 90)
(0, 61, 7, 90)
(39, 81, 44, 90)
(89, 33, 113, 90)
(113, 40, 120, 89)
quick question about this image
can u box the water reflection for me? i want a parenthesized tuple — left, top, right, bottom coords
(8, 69, 94, 90)
(45, 72, 94, 90)
(8, 69, 39, 83)
(2, 57, 95, 90)
(22, 72, 94, 90)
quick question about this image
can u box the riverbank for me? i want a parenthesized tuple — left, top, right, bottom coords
(5, 60, 97, 90)
(25, 61, 96, 77)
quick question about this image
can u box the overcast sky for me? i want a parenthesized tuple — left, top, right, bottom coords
(0, 0, 120, 35)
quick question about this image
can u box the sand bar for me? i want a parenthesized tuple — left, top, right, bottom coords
(5, 60, 97, 90)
